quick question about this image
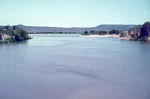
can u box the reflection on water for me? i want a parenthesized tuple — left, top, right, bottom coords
(0, 34, 150, 99)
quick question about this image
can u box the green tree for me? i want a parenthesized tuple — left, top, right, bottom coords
(109, 29, 120, 34)
(14, 29, 28, 41)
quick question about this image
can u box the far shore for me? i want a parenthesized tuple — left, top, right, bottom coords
(30, 34, 120, 38)
(29, 34, 150, 42)
(81, 34, 119, 38)
(29, 34, 77, 36)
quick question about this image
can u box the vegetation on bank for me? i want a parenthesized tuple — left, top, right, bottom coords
(0, 25, 32, 43)
(1, 21, 149, 43)
(82, 21, 150, 42)
(28, 31, 79, 34)
(82, 29, 120, 35)
(120, 21, 150, 42)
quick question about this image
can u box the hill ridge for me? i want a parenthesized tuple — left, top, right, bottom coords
(15, 24, 138, 33)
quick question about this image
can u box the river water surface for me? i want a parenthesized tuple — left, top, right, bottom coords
(0, 34, 150, 99)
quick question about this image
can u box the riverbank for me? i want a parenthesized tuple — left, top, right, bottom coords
(0, 26, 32, 43)
(119, 36, 150, 42)
(81, 34, 119, 38)
(81, 34, 150, 42)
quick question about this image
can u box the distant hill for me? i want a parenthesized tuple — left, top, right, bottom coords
(93, 25, 137, 31)
(16, 24, 137, 33)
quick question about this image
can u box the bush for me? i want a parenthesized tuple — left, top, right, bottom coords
(0, 25, 31, 43)
(109, 29, 120, 34)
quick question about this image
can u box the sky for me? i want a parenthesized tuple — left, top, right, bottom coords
(0, 0, 150, 27)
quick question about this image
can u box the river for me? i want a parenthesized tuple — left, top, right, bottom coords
(0, 34, 150, 99)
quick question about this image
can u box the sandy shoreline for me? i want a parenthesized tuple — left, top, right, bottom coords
(81, 34, 119, 38)
(30, 34, 150, 42)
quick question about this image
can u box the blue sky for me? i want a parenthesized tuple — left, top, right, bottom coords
(0, 0, 150, 27)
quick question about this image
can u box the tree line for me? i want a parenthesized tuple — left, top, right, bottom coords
(82, 29, 120, 35)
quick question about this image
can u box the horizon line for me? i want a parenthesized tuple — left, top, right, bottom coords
(0, 23, 140, 28)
